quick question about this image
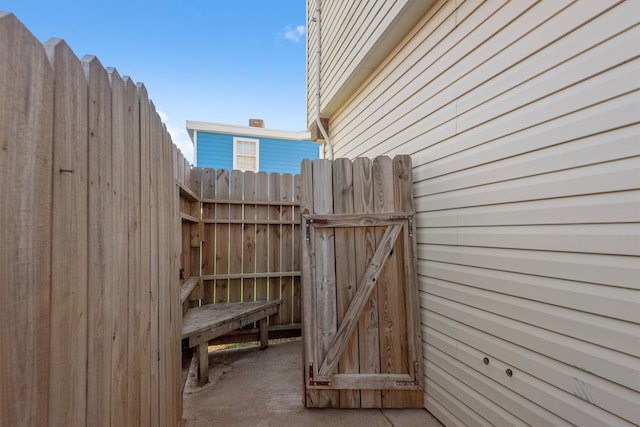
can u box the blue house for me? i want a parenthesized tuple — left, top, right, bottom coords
(186, 119, 320, 174)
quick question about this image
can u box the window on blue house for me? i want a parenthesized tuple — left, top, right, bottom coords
(233, 137, 259, 171)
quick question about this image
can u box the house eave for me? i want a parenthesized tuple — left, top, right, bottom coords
(186, 120, 311, 142)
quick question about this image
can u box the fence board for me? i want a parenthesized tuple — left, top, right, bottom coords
(353, 157, 382, 408)
(229, 170, 244, 302)
(255, 172, 269, 301)
(301, 159, 320, 407)
(294, 174, 302, 324)
(312, 159, 340, 407)
(202, 168, 216, 304)
(83, 54, 113, 427)
(333, 158, 360, 408)
(280, 174, 294, 325)
(243, 171, 257, 301)
(45, 38, 89, 427)
(373, 156, 408, 408)
(151, 96, 163, 426)
(107, 66, 130, 426)
(137, 82, 152, 427)
(0, 13, 54, 426)
(189, 167, 203, 288)
(393, 155, 423, 408)
(156, 108, 171, 426)
(269, 173, 282, 323)
(215, 169, 230, 303)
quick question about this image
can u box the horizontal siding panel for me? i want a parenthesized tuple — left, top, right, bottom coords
(420, 291, 640, 393)
(417, 245, 640, 289)
(425, 340, 569, 427)
(335, 0, 526, 155)
(424, 391, 465, 427)
(424, 325, 638, 426)
(402, 60, 639, 165)
(423, 310, 640, 425)
(454, 58, 640, 148)
(455, 22, 640, 133)
(425, 375, 487, 427)
(417, 224, 640, 256)
(414, 157, 640, 211)
(426, 359, 525, 426)
(416, 123, 639, 197)
(424, 334, 568, 426)
(331, 0, 472, 136)
(335, 0, 624, 157)
(455, 1, 639, 115)
(337, 2, 636, 160)
(421, 260, 640, 323)
(413, 93, 640, 184)
(418, 191, 640, 228)
(422, 276, 639, 356)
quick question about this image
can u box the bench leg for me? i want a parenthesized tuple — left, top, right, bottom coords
(259, 317, 268, 350)
(197, 343, 209, 386)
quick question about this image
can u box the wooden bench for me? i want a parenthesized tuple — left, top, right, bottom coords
(181, 299, 281, 386)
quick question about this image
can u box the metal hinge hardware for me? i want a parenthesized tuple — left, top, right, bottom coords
(308, 362, 331, 386)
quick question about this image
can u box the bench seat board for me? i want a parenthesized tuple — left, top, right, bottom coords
(182, 300, 281, 347)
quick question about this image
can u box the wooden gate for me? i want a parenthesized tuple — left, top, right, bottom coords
(301, 155, 423, 408)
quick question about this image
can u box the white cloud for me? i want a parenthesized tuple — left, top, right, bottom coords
(157, 110, 169, 122)
(157, 110, 194, 165)
(283, 25, 305, 42)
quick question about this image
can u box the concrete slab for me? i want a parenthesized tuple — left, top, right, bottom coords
(182, 340, 443, 427)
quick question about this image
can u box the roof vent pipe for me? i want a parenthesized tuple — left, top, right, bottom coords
(313, 0, 333, 160)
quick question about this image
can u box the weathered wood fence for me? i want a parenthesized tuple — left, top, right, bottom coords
(1, 13, 182, 426)
(176, 166, 302, 342)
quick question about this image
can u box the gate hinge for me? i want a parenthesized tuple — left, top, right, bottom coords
(308, 362, 331, 386)
(396, 361, 421, 386)
(305, 219, 312, 241)
(408, 216, 414, 238)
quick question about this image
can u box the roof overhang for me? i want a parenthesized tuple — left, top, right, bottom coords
(186, 120, 312, 145)
(321, 0, 438, 118)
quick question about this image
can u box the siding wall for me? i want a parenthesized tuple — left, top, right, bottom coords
(196, 131, 319, 174)
(306, 0, 435, 121)
(195, 131, 233, 170)
(309, 0, 640, 425)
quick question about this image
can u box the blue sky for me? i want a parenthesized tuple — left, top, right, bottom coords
(1, 1, 308, 162)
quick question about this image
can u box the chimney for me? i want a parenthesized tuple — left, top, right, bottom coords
(249, 118, 264, 128)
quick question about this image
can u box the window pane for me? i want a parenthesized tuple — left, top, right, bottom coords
(237, 140, 256, 156)
(237, 155, 256, 170)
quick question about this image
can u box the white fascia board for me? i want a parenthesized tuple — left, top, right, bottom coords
(186, 120, 311, 141)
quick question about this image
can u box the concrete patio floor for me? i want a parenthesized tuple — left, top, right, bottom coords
(182, 340, 442, 427)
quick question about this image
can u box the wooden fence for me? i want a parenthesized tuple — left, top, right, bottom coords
(176, 167, 302, 341)
(0, 13, 182, 426)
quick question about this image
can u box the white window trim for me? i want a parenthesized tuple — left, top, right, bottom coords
(232, 136, 260, 172)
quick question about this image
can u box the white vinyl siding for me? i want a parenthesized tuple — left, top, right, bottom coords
(310, 0, 640, 425)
